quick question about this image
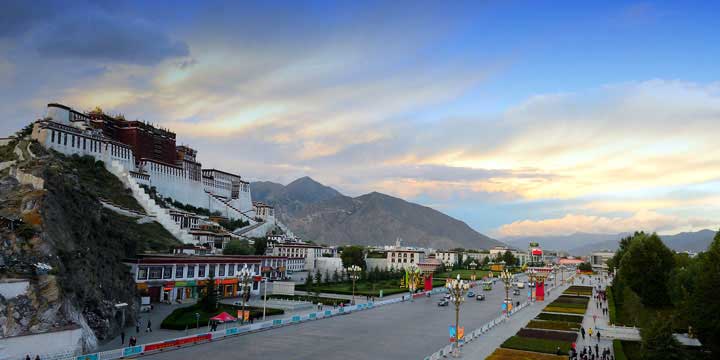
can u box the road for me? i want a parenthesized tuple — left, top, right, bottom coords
(144, 275, 538, 360)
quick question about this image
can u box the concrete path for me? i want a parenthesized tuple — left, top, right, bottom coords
(577, 275, 614, 360)
(459, 271, 573, 359)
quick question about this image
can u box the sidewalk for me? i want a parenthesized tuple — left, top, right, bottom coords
(460, 275, 572, 359)
(577, 275, 614, 359)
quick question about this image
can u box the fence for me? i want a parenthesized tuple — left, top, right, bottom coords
(423, 301, 531, 360)
(26, 292, 428, 360)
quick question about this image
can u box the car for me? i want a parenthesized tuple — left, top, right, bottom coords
(515, 282, 525, 289)
(438, 299, 449, 307)
(476, 294, 485, 301)
(444, 294, 451, 300)
(513, 289, 520, 296)
(529, 282, 536, 287)
(467, 291, 475, 298)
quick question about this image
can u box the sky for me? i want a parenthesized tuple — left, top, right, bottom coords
(1, 0, 720, 238)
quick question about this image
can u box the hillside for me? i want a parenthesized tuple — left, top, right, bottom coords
(0, 130, 179, 351)
(251, 177, 502, 249)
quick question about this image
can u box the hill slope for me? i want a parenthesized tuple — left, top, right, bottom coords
(251, 177, 502, 249)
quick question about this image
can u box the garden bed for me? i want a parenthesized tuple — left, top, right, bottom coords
(543, 306, 586, 314)
(554, 295, 590, 304)
(563, 286, 593, 296)
(501, 335, 572, 355)
(267, 294, 350, 306)
(535, 312, 584, 323)
(161, 303, 284, 330)
(486, 348, 566, 360)
(516, 328, 577, 342)
(526, 320, 580, 332)
(547, 300, 587, 309)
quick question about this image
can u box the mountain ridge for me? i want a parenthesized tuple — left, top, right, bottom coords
(250, 177, 503, 249)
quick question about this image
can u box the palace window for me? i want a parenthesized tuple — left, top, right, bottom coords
(175, 265, 185, 279)
(51, 130, 55, 143)
(136, 266, 148, 280)
(218, 264, 226, 276)
(229, 264, 235, 276)
(198, 264, 206, 277)
(63, 134, 67, 146)
(148, 266, 163, 280)
(83, 138, 86, 150)
(163, 266, 173, 279)
(209, 264, 216, 277)
(71, 135, 75, 147)
(187, 265, 196, 278)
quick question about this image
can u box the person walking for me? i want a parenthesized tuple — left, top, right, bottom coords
(588, 327, 593, 340)
(135, 319, 140, 333)
(146, 319, 152, 332)
(121, 331, 125, 345)
(597, 331, 601, 342)
(581, 327, 586, 340)
(593, 314, 597, 324)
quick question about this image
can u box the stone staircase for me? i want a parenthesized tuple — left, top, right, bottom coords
(206, 191, 255, 222)
(106, 160, 195, 244)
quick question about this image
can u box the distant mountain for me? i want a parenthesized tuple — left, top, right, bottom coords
(250, 177, 503, 249)
(503, 229, 718, 255)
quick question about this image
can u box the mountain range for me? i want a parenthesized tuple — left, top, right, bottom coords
(250, 177, 504, 249)
(503, 229, 718, 255)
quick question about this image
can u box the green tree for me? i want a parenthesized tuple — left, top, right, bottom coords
(618, 232, 675, 307)
(332, 269, 340, 283)
(314, 269, 322, 285)
(223, 239, 253, 255)
(203, 271, 219, 312)
(640, 316, 682, 360)
(253, 238, 268, 255)
(304, 272, 313, 288)
(685, 230, 720, 354)
(578, 262, 593, 272)
(502, 250, 517, 266)
(324, 269, 331, 284)
(340, 246, 365, 269)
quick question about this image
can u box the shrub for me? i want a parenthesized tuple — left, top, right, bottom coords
(161, 303, 284, 330)
(535, 313, 584, 323)
(613, 340, 627, 360)
(547, 301, 587, 309)
(268, 294, 350, 306)
(527, 320, 580, 332)
(501, 335, 571, 355)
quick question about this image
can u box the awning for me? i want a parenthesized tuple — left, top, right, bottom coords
(210, 312, 236, 322)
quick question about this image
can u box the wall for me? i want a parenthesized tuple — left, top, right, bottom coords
(365, 258, 388, 270)
(312, 257, 343, 274)
(0, 279, 29, 299)
(271, 281, 295, 296)
(0, 326, 83, 359)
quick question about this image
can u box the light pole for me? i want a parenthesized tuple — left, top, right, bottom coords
(499, 268, 513, 317)
(469, 261, 477, 282)
(238, 265, 252, 324)
(552, 264, 558, 288)
(347, 265, 362, 305)
(526, 268, 537, 302)
(446, 274, 469, 357)
(406, 264, 421, 301)
(262, 276, 268, 321)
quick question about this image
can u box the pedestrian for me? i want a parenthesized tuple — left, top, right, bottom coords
(136, 319, 140, 333)
(556, 346, 562, 355)
(593, 314, 597, 324)
(121, 331, 125, 345)
(581, 327, 585, 340)
(588, 327, 593, 339)
(26, 355, 31, 360)
(595, 344, 599, 355)
(35, 356, 40, 360)
(146, 319, 152, 332)
(597, 331, 601, 342)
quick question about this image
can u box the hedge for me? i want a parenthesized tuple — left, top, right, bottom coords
(606, 287, 617, 325)
(526, 320, 581, 332)
(535, 312, 584, 323)
(554, 295, 590, 304)
(267, 294, 350, 306)
(516, 328, 577, 342)
(161, 303, 284, 330)
(501, 335, 572, 355)
(547, 301, 587, 309)
(486, 348, 566, 360)
(543, 306, 586, 314)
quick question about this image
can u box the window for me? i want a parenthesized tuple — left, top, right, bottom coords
(137, 266, 148, 280)
(51, 130, 55, 143)
(163, 266, 173, 279)
(187, 265, 196, 278)
(209, 264, 216, 277)
(83, 138, 86, 150)
(229, 264, 235, 276)
(71, 135, 75, 148)
(175, 265, 185, 279)
(63, 133, 67, 146)
(198, 264, 206, 277)
(149, 266, 163, 280)
(219, 264, 225, 276)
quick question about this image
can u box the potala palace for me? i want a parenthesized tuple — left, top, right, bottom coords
(30, 103, 289, 246)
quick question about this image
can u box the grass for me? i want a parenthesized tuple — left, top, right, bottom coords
(563, 286, 593, 296)
(613, 340, 628, 360)
(547, 301, 587, 309)
(501, 335, 572, 355)
(554, 295, 590, 304)
(607, 286, 617, 325)
(161, 303, 284, 330)
(109, 211, 180, 252)
(436, 269, 490, 280)
(267, 294, 350, 306)
(620, 341, 642, 360)
(526, 320, 581, 332)
(535, 313, 584, 323)
(543, 306, 586, 314)
(486, 348, 566, 360)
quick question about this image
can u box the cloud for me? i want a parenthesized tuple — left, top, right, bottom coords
(32, 10, 189, 65)
(497, 210, 718, 237)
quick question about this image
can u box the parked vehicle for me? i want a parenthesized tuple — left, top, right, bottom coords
(438, 299, 449, 307)
(444, 294, 451, 300)
(476, 294, 486, 301)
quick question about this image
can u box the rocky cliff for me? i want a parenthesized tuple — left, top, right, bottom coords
(0, 128, 179, 351)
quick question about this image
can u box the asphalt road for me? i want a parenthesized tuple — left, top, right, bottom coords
(143, 274, 544, 360)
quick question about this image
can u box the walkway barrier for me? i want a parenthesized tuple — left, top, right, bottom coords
(422, 301, 531, 359)
(31, 298, 417, 360)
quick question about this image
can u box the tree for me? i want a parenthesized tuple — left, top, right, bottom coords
(685, 230, 720, 354)
(502, 250, 517, 266)
(332, 269, 340, 283)
(640, 316, 682, 360)
(340, 246, 365, 269)
(578, 262, 593, 272)
(618, 232, 675, 307)
(305, 272, 313, 288)
(253, 238, 268, 255)
(314, 269, 322, 285)
(202, 271, 219, 312)
(324, 269, 331, 284)
(223, 239, 253, 255)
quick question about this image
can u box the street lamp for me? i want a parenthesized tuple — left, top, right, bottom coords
(552, 264, 558, 288)
(526, 268, 537, 302)
(347, 265, 362, 305)
(238, 265, 252, 324)
(406, 264, 421, 301)
(446, 274, 470, 357)
(499, 269, 513, 317)
(469, 261, 478, 282)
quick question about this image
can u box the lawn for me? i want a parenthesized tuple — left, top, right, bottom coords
(161, 303, 284, 330)
(543, 306, 586, 315)
(486, 348, 566, 360)
(547, 300, 587, 309)
(526, 320, 581, 332)
(296, 278, 446, 296)
(535, 313, 584, 323)
(563, 286, 593, 296)
(554, 295, 590, 304)
(267, 294, 350, 306)
(436, 269, 490, 281)
(501, 335, 572, 355)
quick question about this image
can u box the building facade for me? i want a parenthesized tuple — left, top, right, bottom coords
(386, 249, 426, 269)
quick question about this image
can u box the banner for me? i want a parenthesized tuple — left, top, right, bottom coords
(448, 326, 465, 342)
(144, 334, 211, 352)
(76, 355, 98, 360)
(123, 346, 143, 357)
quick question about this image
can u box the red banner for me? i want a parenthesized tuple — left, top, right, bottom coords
(143, 334, 211, 351)
(423, 273, 433, 292)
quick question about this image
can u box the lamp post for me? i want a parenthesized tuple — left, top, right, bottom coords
(347, 265, 362, 305)
(526, 268, 537, 302)
(238, 265, 252, 324)
(499, 268, 513, 317)
(552, 264, 558, 288)
(406, 264, 421, 301)
(469, 261, 477, 282)
(446, 274, 469, 357)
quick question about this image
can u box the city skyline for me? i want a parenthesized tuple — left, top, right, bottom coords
(2, 1, 719, 237)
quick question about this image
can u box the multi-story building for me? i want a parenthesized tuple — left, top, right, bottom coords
(125, 254, 288, 303)
(386, 249, 425, 269)
(266, 242, 335, 271)
(590, 251, 614, 272)
(188, 224, 234, 252)
(436, 250, 461, 267)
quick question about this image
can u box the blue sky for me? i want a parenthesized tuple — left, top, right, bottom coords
(1, 0, 719, 238)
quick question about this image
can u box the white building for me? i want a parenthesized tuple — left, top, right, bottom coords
(266, 242, 335, 271)
(590, 251, 614, 272)
(386, 249, 425, 269)
(436, 250, 461, 266)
